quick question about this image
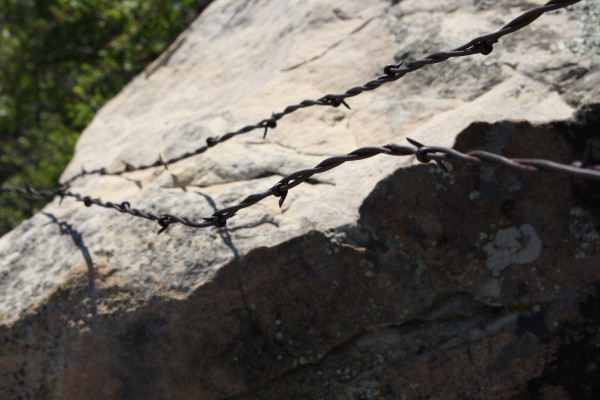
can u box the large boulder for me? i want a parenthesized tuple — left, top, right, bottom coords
(1, 0, 598, 398)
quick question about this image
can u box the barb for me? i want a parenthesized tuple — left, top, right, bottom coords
(3, 139, 599, 234)
(60, 0, 581, 185)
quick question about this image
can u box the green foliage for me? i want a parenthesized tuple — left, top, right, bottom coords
(0, 0, 213, 235)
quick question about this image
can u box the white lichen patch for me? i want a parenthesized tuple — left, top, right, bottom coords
(483, 224, 542, 274)
(469, 191, 481, 200)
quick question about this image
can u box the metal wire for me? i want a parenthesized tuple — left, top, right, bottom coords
(59, 0, 582, 186)
(3, 139, 599, 234)
(1, 0, 590, 234)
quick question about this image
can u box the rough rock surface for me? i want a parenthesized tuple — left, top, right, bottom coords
(1, 0, 599, 399)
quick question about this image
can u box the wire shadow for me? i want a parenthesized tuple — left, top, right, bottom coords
(42, 212, 97, 320)
(194, 191, 277, 331)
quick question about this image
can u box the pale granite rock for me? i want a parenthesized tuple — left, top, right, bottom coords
(1, 0, 599, 398)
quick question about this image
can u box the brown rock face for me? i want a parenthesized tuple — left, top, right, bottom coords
(2, 108, 599, 399)
(1, 0, 599, 399)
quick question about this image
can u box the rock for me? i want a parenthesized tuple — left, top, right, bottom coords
(1, 0, 599, 398)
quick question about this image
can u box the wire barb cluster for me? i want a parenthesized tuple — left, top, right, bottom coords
(0, 0, 591, 235)
(59, 0, 582, 186)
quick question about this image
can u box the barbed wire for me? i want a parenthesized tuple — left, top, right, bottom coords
(1, 0, 591, 234)
(2, 138, 599, 234)
(59, 0, 582, 186)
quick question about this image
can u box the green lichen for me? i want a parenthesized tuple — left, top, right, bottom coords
(569, 207, 600, 259)
(47, 281, 75, 304)
(348, 379, 384, 400)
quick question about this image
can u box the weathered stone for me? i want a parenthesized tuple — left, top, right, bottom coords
(1, 0, 599, 398)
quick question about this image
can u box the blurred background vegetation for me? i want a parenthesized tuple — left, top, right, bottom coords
(0, 0, 213, 235)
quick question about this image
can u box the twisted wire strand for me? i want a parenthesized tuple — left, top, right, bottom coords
(60, 0, 581, 186)
(3, 139, 599, 234)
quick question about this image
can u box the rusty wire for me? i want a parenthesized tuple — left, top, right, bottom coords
(59, 0, 582, 186)
(2, 139, 599, 234)
(0, 0, 590, 234)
